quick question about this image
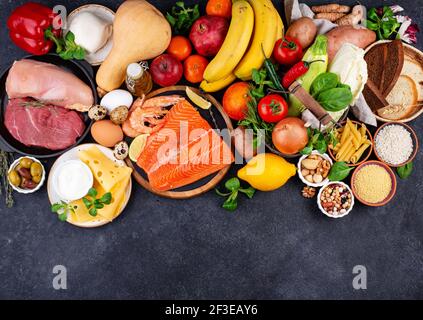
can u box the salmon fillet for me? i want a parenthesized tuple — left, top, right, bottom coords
(137, 100, 234, 191)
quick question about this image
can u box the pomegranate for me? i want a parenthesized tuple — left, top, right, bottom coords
(189, 16, 229, 57)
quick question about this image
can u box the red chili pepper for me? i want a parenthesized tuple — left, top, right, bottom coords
(282, 60, 323, 88)
(7, 2, 61, 55)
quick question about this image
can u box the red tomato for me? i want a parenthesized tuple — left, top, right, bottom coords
(222, 82, 250, 120)
(206, 0, 232, 18)
(183, 55, 209, 83)
(167, 36, 192, 61)
(257, 94, 288, 123)
(272, 37, 303, 66)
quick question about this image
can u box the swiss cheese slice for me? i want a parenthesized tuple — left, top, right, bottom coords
(79, 146, 132, 191)
(68, 146, 132, 223)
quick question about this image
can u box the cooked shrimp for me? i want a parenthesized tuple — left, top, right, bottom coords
(128, 95, 184, 134)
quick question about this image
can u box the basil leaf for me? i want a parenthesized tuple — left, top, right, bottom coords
(397, 162, 413, 179)
(82, 198, 92, 209)
(317, 87, 353, 112)
(328, 162, 354, 181)
(310, 72, 339, 97)
(89, 208, 98, 217)
(300, 145, 313, 155)
(315, 139, 328, 154)
(100, 192, 112, 205)
(225, 177, 240, 192)
(88, 188, 97, 198)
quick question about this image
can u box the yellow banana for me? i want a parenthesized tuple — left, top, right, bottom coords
(200, 73, 236, 93)
(275, 5, 284, 40)
(203, 0, 254, 82)
(234, 0, 278, 81)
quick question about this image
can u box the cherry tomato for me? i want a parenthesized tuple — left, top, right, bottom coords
(167, 36, 192, 61)
(206, 0, 232, 18)
(184, 55, 209, 83)
(257, 94, 288, 123)
(222, 82, 250, 121)
(272, 37, 303, 67)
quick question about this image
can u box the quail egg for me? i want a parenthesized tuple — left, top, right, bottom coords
(110, 105, 129, 125)
(113, 141, 129, 160)
(88, 105, 107, 121)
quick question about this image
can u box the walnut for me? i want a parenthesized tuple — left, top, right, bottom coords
(302, 186, 316, 199)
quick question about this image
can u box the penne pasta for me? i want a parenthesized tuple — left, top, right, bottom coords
(332, 119, 372, 164)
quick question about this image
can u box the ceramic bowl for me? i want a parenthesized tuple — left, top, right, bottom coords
(297, 151, 333, 187)
(373, 122, 418, 168)
(7, 156, 46, 194)
(328, 120, 373, 167)
(351, 160, 397, 207)
(317, 181, 355, 219)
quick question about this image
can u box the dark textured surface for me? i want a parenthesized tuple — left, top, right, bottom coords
(0, 0, 422, 300)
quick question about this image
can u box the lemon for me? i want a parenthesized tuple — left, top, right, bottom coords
(129, 134, 149, 162)
(186, 87, 211, 109)
(237, 153, 296, 191)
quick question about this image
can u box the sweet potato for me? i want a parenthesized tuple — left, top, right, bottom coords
(326, 25, 376, 61)
(286, 17, 317, 49)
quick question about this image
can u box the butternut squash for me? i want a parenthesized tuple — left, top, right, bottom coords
(96, 0, 171, 92)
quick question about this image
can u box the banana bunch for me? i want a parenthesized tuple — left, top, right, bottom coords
(201, 0, 284, 92)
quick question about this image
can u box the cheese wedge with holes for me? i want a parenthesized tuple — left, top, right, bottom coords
(68, 146, 132, 223)
(79, 146, 132, 191)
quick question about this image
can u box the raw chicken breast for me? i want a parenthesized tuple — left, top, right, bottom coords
(5, 59, 94, 111)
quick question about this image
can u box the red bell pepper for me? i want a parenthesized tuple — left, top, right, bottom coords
(7, 2, 61, 55)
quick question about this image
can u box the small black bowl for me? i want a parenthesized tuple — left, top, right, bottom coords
(0, 54, 97, 158)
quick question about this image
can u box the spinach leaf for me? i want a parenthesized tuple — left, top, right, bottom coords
(317, 87, 353, 112)
(397, 162, 413, 179)
(310, 72, 339, 97)
(328, 162, 354, 181)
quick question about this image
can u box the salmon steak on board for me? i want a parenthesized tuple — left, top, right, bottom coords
(137, 99, 234, 191)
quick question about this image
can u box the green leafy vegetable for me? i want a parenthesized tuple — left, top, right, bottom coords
(166, 2, 200, 34)
(310, 72, 339, 97)
(215, 178, 255, 211)
(238, 68, 275, 145)
(45, 28, 86, 60)
(366, 7, 401, 40)
(328, 162, 354, 181)
(51, 201, 78, 222)
(82, 188, 113, 217)
(300, 127, 338, 155)
(316, 87, 353, 112)
(397, 162, 413, 179)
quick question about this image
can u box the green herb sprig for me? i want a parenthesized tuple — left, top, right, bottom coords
(238, 68, 276, 146)
(366, 7, 401, 40)
(82, 188, 112, 217)
(0, 151, 14, 208)
(215, 178, 255, 211)
(51, 201, 77, 221)
(166, 2, 200, 34)
(301, 127, 338, 155)
(45, 28, 85, 60)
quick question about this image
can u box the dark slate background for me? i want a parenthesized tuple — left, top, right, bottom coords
(0, 0, 422, 299)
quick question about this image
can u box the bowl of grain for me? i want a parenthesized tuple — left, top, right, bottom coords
(317, 181, 354, 218)
(351, 161, 397, 207)
(373, 122, 418, 167)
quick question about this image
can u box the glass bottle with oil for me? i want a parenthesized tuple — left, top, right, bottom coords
(125, 61, 153, 96)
